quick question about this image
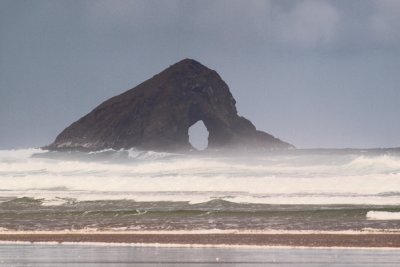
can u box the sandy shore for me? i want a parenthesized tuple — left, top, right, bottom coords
(1, 232, 400, 248)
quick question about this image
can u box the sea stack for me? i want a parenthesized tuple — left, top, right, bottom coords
(46, 59, 293, 152)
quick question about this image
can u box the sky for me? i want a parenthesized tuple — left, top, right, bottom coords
(1, 0, 400, 149)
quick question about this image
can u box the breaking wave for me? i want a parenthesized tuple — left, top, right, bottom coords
(1, 148, 400, 205)
(367, 211, 400, 220)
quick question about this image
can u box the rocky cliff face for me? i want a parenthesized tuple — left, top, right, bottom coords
(46, 59, 293, 152)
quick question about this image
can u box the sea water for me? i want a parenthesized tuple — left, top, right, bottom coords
(1, 148, 400, 231)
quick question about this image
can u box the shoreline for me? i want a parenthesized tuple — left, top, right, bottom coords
(1, 231, 400, 248)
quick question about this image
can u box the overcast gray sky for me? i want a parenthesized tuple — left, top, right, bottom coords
(1, 0, 400, 149)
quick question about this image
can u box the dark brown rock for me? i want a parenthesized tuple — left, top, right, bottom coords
(46, 59, 293, 152)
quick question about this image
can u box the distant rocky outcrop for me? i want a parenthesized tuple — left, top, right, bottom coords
(46, 59, 293, 152)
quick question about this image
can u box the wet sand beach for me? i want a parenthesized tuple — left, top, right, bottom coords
(2, 243, 400, 267)
(1, 232, 400, 248)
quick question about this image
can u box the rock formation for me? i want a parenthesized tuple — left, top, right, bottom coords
(46, 59, 293, 152)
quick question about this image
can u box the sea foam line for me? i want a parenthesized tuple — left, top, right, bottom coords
(1, 229, 400, 235)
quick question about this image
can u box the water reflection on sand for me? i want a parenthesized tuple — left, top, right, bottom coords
(0, 244, 399, 267)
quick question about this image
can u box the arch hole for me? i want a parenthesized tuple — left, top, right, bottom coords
(188, 120, 209, 151)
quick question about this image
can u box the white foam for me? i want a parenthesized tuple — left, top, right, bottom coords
(41, 198, 69, 206)
(88, 148, 115, 154)
(1, 229, 399, 235)
(344, 155, 400, 174)
(127, 148, 178, 160)
(367, 211, 400, 220)
(1, 149, 400, 205)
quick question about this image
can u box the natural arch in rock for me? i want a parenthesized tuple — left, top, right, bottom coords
(188, 120, 209, 151)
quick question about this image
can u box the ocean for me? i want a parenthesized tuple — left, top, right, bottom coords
(1, 148, 400, 232)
